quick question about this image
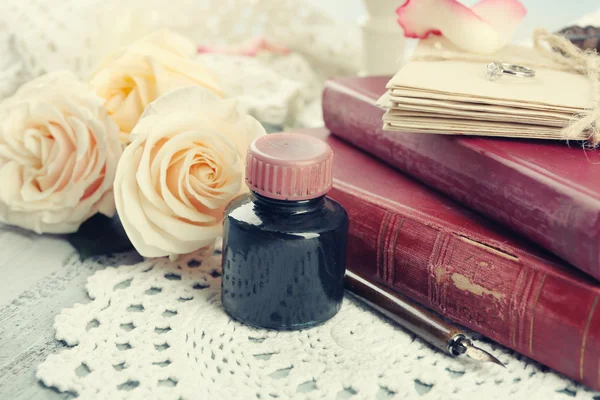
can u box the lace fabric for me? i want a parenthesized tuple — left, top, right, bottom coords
(197, 52, 321, 129)
(0, 0, 360, 128)
(1, 1, 600, 397)
(36, 250, 599, 399)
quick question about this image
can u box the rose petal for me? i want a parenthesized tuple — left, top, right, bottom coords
(2, 106, 36, 161)
(110, 86, 145, 134)
(197, 37, 291, 57)
(396, 0, 526, 54)
(186, 172, 241, 210)
(20, 154, 77, 207)
(134, 126, 220, 224)
(74, 117, 117, 213)
(23, 128, 43, 160)
(116, 146, 217, 257)
(77, 123, 102, 183)
(173, 150, 207, 212)
(114, 85, 265, 257)
(91, 30, 223, 139)
(139, 85, 221, 120)
(148, 57, 193, 98)
(156, 131, 238, 216)
(470, 0, 526, 46)
(139, 193, 221, 246)
(95, 190, 116, 218)
(130, 74, 156, 108)
(181, 149, 241, 210)
(115, 146, 169, 257)
(68, 116, 92, 161)
(105, 92, 126, 114)
(37, 122, 75, 192)
(131, 30, 197, 59)
(0, 71, 121, 233)
(144, 50, 222, 97)
(134, 124, 195, 217)
(0, 161, 23, 206)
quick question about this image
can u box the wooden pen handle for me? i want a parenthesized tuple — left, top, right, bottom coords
(344, 270, 462, 354)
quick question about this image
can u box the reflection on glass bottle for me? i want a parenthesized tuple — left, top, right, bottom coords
(222, 133, 348, 330)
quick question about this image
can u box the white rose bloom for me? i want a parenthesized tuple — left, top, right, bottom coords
(0, 71, 122, 233)
(91, 29, 223, 142)
(114, 86, 266, 258)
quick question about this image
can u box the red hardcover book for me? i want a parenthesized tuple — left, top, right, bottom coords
(322, 76, 600, 280)
(303, 128, 600, 390)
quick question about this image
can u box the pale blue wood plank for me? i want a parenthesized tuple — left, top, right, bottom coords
(0, 225, 141, 400)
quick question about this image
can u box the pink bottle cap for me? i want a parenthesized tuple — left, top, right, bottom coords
(245, 132, 334, 201)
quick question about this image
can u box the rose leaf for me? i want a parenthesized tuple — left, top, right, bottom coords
(67, 214, 134, 260)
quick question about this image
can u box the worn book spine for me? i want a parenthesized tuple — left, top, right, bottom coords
(322, 77, 600, 280)
(301, 126, 600, 389)
(328, 176, 600, 391)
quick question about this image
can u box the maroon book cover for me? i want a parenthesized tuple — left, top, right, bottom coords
(322, 76, 600, 281)
(304, 128, 600, 390)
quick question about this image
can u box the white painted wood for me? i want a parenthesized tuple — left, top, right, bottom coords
(0, 225, 141, 399)
(1, 4, 599, 398)
(358, 0, 406, 75)
(0, 227, 75, 306)
(307, 0, 600, 42)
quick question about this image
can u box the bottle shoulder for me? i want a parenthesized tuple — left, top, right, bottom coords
(323, 197, 348, 223)
(224, 193, 254, 217)
(224, 194, 347, 234)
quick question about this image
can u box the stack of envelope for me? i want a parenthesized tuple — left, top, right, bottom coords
(379, 38, 592, 140)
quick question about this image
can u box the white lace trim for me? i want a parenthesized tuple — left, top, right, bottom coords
(1, 1, 599, 397)
(0, 0, 360, 128)
(36, 251, 599, 399)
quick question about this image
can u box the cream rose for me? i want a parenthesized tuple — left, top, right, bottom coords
(91, 29, 223, 141)
(0, 71, 122, 234)
(114, 86, 266, 258)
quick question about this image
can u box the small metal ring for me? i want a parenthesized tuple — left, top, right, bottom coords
(485, 62, 536, 81)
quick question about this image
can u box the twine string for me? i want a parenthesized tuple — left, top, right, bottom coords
(532, 28, 600, 145)
(412, 29, 600, 145)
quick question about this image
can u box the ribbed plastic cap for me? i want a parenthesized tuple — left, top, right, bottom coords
(245, 133, 333, 201)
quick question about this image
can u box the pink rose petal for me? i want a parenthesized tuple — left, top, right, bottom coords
(471, 0, 526, 44)
(396, 0, 526, 54)
(197, 37, 290, 57)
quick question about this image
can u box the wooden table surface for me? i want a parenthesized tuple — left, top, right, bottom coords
(0, 226, 141, 399)
(312, 0, 600, 43)
(1, 3, 599, 399)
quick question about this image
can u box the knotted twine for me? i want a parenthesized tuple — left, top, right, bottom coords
(413, 29, 600, 146)
(532, 28, 600, 145)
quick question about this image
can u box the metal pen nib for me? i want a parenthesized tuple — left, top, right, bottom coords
(450, 336, 505, 367)
(345, 270, 505, 367)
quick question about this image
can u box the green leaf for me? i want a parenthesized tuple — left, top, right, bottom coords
(261, 122, 283, 133)
(67, 213, 134, 260)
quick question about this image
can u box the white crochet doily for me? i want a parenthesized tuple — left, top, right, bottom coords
(2, 0, 600, 397)
(0, 0, 361, 128)
(36, 249, 600, 400)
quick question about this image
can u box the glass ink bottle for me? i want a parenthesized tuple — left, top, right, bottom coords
(221, 132, 348, 330)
